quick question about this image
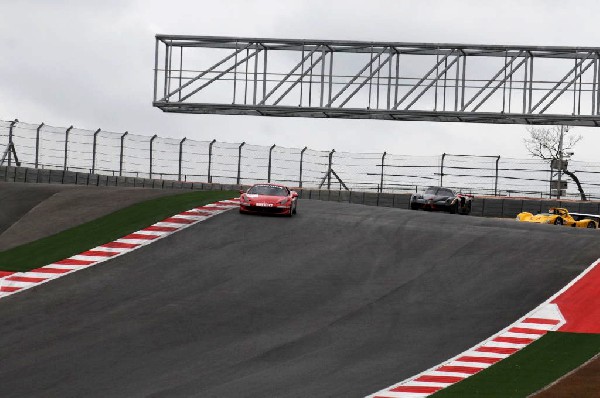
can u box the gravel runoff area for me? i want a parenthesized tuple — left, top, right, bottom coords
(0, 181, 187, 251)
(0, 196, 599, 397)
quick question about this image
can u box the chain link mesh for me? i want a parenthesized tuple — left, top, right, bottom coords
(384, 154, 441, 193)
(181, 139, 211, 181)
(211, 141, 239, 184)
(271, 145, 302, 186)
(122, 133, 151, 177)
(3, 118, 600, 199)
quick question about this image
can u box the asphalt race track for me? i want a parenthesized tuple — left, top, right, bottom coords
(1, 199, 599, 397)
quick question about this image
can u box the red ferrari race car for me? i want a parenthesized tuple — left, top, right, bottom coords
(239, 183, 298, 216)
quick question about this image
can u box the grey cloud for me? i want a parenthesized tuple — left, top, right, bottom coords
(2, 0, 600, 162)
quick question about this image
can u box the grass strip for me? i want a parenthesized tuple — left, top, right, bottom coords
(432, 331, 600, 398)
(0, 190, 236, 272)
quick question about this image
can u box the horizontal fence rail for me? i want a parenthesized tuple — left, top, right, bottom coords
(2, 119, 600, 200)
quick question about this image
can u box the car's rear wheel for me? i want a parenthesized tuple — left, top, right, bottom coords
(449, 201, 458, 214)
(410, 203, 418, 210)
(464, 201, 472, 215)
(587, 221, 596, 229)
(292, 203, 297, 215)
(554, 218, 563, 225)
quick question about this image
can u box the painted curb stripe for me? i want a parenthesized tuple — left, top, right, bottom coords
(0, 199, 239, 299)
(79, 250, 119, 257)
(100, 242, 139, 249)
(367, 258, 600, 398)
(143, 226, 178, 232)
(121, 233, 160, 240)
(31, 267, 71, 274)
(54, 259, 95, 266)
(161, 217, 195, 224)
(5, 276, 48, 283)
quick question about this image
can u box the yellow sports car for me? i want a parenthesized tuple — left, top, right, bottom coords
(516, 207, 598, 229)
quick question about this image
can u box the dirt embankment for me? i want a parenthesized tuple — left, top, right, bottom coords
(0, 182, 184, 251)
(531, 354, 600, 398)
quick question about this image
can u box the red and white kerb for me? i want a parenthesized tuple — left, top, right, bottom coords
(368, 258, 600, 397)
(0, 199, 239, 299)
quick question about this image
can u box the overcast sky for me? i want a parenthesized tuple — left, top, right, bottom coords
(3, 0, 600, 160)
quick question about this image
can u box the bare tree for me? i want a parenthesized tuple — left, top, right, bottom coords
(524, 126, 586, 200)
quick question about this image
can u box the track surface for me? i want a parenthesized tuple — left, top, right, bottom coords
(0, 200, 599, 397)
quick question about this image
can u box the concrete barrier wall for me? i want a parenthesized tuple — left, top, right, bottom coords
(0, 166, 232, 192)
(2, 166, 600, 218)
(295, 189, 600, 218)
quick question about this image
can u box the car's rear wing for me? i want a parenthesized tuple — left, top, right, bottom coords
(570, 212, 600, 223)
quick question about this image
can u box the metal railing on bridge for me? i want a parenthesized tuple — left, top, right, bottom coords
(154, 35, 600, 127)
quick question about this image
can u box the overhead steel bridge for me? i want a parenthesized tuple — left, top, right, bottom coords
(153, 35, 600, 126)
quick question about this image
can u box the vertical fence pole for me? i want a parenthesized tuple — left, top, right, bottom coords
(380, 151, 387, 193)
(149, 135, 157, 179)
(35, 122, 44, 168)
(327, 149, 335, 190)
(91, 128, 101, 174)
(178, 137, 187, 181)
(549, 165, 553, 199)
(299, 146, 307, 188)
(7, 119, 18, 167)
(268, 144, 275, 183)
(208, 139, 216, 183)
(64, 125, 73, 170)
(556, 125, 566, 200)
(237, 142, 245, 185)
(495, 155, 501, 196)
(440, 153, 446, 186)
(119, 131, 128, 177)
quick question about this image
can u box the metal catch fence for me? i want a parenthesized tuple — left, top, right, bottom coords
(2, 118, 600, 200)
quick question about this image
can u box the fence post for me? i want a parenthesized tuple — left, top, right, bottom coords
(91, 128, 101, 174)
(548, 165, 553, 198)
(327, 149, 335, 190)
(208, 139, 216, 183)
(299, 146, 307, 187)
(64, 125, 73, 170)
(2, 119, 20, 167)
(178, 137, 187, 181)
(149, 134, 157, 179)
(35, 122, 44, 168)
(119, 131, 128, 176)
(494, 155, 501, 196)
(267, 144, 275, 183)
(440, 152, 446, 186)
(236, 141, 245, 185)
(380, 151, 387, 193)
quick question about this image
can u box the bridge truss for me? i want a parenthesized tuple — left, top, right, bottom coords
(153, 35, 600, 126)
